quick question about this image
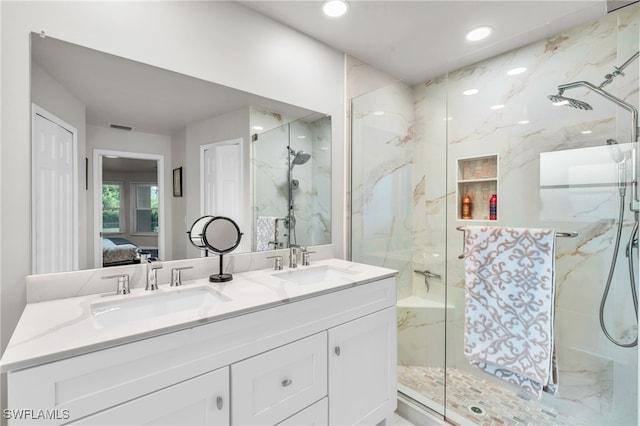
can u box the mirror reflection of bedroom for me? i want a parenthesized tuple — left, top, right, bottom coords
(101, 156, 160, 267)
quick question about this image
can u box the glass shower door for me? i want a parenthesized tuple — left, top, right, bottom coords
(350, 81, 449, 418)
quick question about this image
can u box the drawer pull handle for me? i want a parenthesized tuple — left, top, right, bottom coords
(216, 396, 223, 410)
(334, 346, 341, 356)
(281, 378, 293, 387)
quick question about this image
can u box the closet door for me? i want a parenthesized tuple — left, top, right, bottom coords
(32, 105, 77, 274)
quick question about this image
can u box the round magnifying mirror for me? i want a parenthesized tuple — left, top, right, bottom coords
(187, 216, 242, 283)
(187, 215, 215, 249)
(203, 216, 242, 254)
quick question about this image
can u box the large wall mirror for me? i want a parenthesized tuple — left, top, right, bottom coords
(31, 33, 331, 274)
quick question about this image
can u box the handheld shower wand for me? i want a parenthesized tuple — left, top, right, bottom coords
(607, 139, 627, 197)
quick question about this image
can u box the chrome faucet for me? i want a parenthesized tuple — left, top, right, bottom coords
(289, 245, 300, 268)
(103, 274, 130, 295)
(267, 255, 284, 270)
(146, 262, 163, 291)
(171, 266, 193, 286)
(301, 246, 314, 266)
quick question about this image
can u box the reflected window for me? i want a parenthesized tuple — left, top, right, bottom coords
(102, 182, 123, 233)
(133, 183, 159, 233)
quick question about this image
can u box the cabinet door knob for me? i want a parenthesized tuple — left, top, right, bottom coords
(216, 396, 223, 410)
(334, 346, 341, 356)
(281, 378, 293, 387)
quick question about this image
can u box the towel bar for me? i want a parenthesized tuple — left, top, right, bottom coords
(455, 226, 578, 259)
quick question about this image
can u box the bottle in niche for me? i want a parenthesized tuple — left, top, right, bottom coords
(489, 193, 497, 220)
(462, 194, 472, 219)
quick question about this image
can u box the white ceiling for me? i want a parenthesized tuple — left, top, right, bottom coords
(239, 0, 608, 83)
(32, 1, 616, 136)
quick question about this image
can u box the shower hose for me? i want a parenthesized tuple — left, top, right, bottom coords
(599, 195, 639, 347)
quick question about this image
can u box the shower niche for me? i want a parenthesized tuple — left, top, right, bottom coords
(457, 154, 499, 221)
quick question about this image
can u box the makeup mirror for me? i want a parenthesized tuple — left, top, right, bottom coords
(188, 216, 243, 282)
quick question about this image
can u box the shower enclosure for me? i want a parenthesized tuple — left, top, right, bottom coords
(351, 4, 639, 425)
(252, 114, 332, 250)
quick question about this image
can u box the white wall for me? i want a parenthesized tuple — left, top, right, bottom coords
(0, 1, 345, 364)
(171, 127, 188, 260)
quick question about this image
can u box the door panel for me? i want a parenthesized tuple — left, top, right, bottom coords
(32, 107, 77, 274)
(328, 307, 397, 425)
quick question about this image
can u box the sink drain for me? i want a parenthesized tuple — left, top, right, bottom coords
(468, 405, 485, 416)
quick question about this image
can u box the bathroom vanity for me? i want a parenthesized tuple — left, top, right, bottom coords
(1, 259, 397, 425)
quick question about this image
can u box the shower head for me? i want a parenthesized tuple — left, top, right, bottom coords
(548, 94, 593, 110)
(550, 80, 637, 143)
(290, 150, 311, 167)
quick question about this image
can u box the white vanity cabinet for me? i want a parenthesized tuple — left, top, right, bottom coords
(5, 275, 396, 426)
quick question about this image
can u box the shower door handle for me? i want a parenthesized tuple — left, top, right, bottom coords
(423, 270, 441, 280)
(414, 269, 441, 293)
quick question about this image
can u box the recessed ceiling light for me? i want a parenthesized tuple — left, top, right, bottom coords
(323, 0, 349, 17)
(252, 126, 264, 130)
(297, 135, 306, 139)
(463, 89, 479, 96)
(373, 111, 385, 116)
(581, 130, 592, 134)
(466, 26, 493, 42)
(491, 104, 505, 110)
(518, 120, 530, 125)
(507, 67, 527, 75)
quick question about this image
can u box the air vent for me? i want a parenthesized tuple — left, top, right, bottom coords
(109, 123, 133, 131)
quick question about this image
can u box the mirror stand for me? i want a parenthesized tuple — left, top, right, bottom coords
(210, 254, 232, 283)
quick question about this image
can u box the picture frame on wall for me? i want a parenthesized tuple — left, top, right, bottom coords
(173, 167, 183, 197)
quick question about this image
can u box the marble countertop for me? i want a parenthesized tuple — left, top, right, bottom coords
(1, 258, 396, 372)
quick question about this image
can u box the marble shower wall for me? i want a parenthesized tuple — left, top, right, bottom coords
(308, 117, 332, 245)
(351, 82, 415, 298)
(351, 4, 638, 425)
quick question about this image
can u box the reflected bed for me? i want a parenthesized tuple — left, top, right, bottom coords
(102, 237, 141, 267)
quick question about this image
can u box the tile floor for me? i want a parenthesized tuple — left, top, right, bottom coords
(392, 412, 417, 425)
(398, 366, 588, 426)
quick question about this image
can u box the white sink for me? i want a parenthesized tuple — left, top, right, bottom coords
(91, 286, 230, 327)
(272, 265, 358, 285)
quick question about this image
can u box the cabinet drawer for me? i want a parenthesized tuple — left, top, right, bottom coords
(69, 367, 229, 426)
(278, 397, 328, 426)
(232, 332, 327, 425)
